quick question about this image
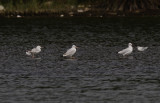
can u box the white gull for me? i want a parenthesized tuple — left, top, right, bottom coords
(26, 46, 42, 58)
(118, 43, 133, 56)
(137, 46, 148, 51)
(63, 45, 77, 58)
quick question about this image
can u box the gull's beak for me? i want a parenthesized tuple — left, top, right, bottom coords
(76, 47, 78, 48)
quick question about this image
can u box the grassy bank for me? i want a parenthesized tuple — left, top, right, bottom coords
(0, 0, 160, 17)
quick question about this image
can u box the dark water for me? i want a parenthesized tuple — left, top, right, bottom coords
(0, 17, 160, 103)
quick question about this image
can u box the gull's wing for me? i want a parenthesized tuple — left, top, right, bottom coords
(118, 48, 129, 55)
(122, 49, 132, 56)
(31, 48, 36, 52)
(143, 47, 148, 50)
(63, 48, 76, 57)
(141, 47, 148, 51)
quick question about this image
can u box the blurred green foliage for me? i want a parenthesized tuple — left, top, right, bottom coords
(0, 0, 159, 13)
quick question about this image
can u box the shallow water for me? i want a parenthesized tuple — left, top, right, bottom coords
(0, 17, 160, 103)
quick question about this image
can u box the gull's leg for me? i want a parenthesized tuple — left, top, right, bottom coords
(123, 54, 126, 58)
(32, 53, 35, 58)
(71, 56, 75, 59)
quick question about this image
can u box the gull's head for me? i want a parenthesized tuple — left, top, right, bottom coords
(36, 46, 42, 49)
(128, 43, 132, 46)
(72, 45, 77, 48)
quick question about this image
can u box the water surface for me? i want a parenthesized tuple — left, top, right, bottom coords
(0, 17, 160, 103)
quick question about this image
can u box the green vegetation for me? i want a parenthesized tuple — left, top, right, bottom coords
(0, 0, 78, 13)
(0, 0, 160, 16)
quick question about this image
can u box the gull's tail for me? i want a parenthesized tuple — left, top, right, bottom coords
(26, 51, 31, 56)
(118, 50, 125, 54)
(63, 53, 67, 57)
(144, 47, 148, 50)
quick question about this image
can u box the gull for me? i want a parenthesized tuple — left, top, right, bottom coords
(26, 46, 42, 58)
(137, 46, 148, 51)
(63, 45, 77, 58)
(118, 43, 133, 56)
(17, 15, 21, 18)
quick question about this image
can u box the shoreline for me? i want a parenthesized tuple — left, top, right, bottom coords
(0, 0, 160, 18)
(1, 9, 160, 18)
